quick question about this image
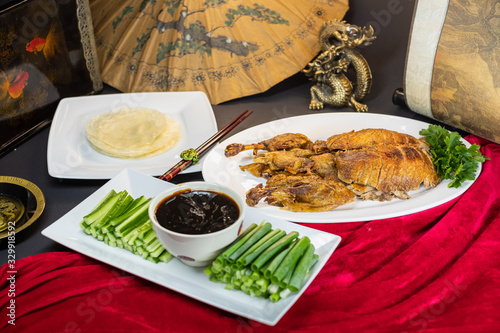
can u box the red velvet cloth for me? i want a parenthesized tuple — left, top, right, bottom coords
(1, 136, 500, 332)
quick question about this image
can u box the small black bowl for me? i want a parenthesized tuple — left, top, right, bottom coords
(0, 176, 45, 238)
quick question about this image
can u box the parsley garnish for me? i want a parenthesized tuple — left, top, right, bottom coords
(419, 125, 489, 188)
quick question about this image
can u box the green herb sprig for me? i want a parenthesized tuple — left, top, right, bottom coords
(419, 125, 489, 188)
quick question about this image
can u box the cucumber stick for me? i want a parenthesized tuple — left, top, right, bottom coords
(114, 200, 151, 237)
(79, 189, 116, 229)
(92, 192, 134, 230)
(83, 191, 125, 226)
(205, 223, 318, 302)
(79, 190, 172, 264)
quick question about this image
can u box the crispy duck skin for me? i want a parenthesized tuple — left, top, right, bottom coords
(240, 151, 337, 179)
(311, 140, 330, 154)
(334, 145, 440, 197)
(326, 128, 428, 151)
(239, 164, 293, 179)
(239, 163, 272, 178)
(229, 128, 442, 211)
(224, 133, 313, 157)
(245, 174, 356, 212)
(245, 174, 318, 207)
(308, 153, 338, 179)
(248, 148, 315, 174)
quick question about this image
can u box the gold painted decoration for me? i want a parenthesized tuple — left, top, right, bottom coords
(90, 0, 349, 104)
(430, 0, 500, 143)
(0, 176, 45, 239)
(403, 0, 499, 143)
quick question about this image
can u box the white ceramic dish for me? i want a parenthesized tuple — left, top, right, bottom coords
(202, 113, 481, 223)
(149, 181, 246, 267)
(42, 169, 342, 326)
(47, 92, 217, 179)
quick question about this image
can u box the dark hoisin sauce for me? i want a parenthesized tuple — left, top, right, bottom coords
(155, 189, 240, 235)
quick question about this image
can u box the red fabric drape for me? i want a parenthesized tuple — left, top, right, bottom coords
(1, 135, 499, 332)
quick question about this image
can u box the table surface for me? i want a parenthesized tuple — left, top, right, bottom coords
(0, 1, 466, 264)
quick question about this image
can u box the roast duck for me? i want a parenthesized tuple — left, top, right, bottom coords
(224, 129, 441, 212)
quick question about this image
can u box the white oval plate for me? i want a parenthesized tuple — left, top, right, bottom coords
(202, 113, 480, 223)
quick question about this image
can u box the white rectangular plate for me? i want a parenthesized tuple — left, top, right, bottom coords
(41, 169, 341, 326)
(47, 92, 217, 179)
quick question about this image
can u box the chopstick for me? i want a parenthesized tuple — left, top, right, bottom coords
(158, 109, 253, 182)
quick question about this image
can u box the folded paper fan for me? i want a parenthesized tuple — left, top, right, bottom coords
(89, 0, 349, 104)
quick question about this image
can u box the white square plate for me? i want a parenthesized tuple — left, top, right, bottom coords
(42, 169, 341, 326)
(47, 92, 217, 179)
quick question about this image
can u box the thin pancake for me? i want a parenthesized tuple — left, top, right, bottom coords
(86, 107, 181, 159)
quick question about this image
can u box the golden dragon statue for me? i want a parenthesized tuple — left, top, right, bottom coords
(303, 20, 376, 112)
